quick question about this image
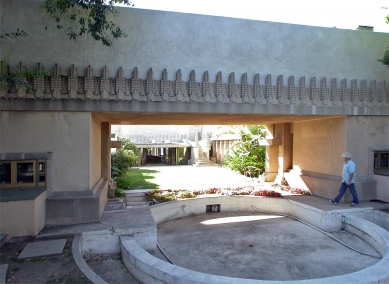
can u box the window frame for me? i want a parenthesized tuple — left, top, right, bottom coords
(0, 159, 46, 188)
(373, 151, 389, 176)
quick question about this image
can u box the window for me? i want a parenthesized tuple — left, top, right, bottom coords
(0, 160, 46, 188)
(374, 151, 389, 176)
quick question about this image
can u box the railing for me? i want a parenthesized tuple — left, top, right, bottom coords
(1, 63, 388, 109)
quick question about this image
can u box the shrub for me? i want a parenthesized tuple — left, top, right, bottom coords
(111, 149, 137, 174)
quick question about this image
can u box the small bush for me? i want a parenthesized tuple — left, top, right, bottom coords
(111, 149, 136, 174)
(115, 187, 125, 197)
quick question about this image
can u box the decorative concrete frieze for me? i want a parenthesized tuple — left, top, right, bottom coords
(84, 65, 94, 100)
(100, 66, 110, 100)
(144, 68, 160, 102)
(160, 69, 174, 102)
(51, 64, 61, 99)
(202, 71, 216, 103)
(131, 67, 145, 101)
(16, 62, 27, 99)
(360, 80, 369, 107)
(68, 64, 78, 99)
(287, 76, 298, 105)
(116, 66, 126, 100)
(253, 74, 265, 105)
(319, 78, 330, 106)
(229, 72, 242, 104)
(265, 74, 276, 105)
(175, 69, 189, 102)
(330, 78, 341, 106)
(370, 80, 378, 107)
(309, 77, 319, 106)
(378, 81, 388, 107)
(276, 75, 287, 105)
(340, 79, 350, 107)
(33, 63, 45, 99)
(1, 64, 388, 109)
(350, 79, 360, 107)
(299, 76, 310, 106)
(188, 70, 201, 103)
(241, 73, 253, 104)
(215, 72, 228, 103)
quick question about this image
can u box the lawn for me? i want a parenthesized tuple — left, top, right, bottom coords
(116, 168, 160, 190)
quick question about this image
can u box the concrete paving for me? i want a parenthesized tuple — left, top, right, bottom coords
(156, 212, 381, 281)
(17, 239, 66, 260)
(34, 165, 388, 283)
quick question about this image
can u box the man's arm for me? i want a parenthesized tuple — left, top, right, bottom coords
(348, 173, 354, 185)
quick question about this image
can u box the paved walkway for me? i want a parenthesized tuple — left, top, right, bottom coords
(34, 165, 388, 283)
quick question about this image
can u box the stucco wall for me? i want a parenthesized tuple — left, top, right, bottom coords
(0, 111, 92, 193)
(0, 191, 47, 237)
(90, 115, 102, 188)
(1, 0, 388, 83)
(346, 116, 389, 178)
(345, 116, 389, 202)
(293, 117, 347, 176)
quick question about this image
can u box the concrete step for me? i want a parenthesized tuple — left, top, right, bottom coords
(126, 192, 147, 198)
(126, 196, 147, 202)
(126, 205, 149, 209)
(126, 201, 149, 206)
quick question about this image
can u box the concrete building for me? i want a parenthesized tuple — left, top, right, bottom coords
(0, 0, 388, 238)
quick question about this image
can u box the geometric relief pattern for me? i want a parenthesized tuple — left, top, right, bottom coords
(1, 63, 388, 109)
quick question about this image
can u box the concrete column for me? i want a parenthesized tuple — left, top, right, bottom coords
(101, 122, 111, 180)
(137, 148, 142, 166)
(216, 141, 220, 163)
(265, 124, 279, 182)
(265, 123, 293, 183)
(175, 148, 179, 165)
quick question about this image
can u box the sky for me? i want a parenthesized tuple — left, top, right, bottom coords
(128, 0, 389, 33)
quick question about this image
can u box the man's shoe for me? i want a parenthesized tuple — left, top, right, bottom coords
(351, 203, 359, 207)
(329, 199, 338, 205)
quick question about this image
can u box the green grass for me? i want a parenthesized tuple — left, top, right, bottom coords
(116, 168, 160, 190)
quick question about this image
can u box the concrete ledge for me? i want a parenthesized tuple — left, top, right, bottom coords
(46, 179, 108, 225)
(121, 197, 389, 284)
(72, 236, 108, 284)
(374, 210, 389, 231)
(0, 264, 8, 284)
(150, 196, 345, 231)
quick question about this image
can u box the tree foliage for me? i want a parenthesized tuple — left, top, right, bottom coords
(1, 30, 49, 92)
(111, 137, 138, 176)
(223, 125, 267, 178)
(42, 0, 133, 46)
(379, 14, 389, 67)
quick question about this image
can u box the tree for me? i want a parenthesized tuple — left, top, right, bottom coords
(1, 30, 49, 92)
(42, 0, 134, 47)
(379, 14, 389, 67)
(223, 125, 267, 178)
(111, 137, 138, 176)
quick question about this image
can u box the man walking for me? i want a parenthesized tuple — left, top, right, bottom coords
(330, 152, 359, 206)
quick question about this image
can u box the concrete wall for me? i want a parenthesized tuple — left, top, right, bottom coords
(0, 191, 47, 237)
(293, 117, 347, 176)
(0, 111, 92, 194)
(293, 116, 387, 202)
(1, 0, 388, 83)
(346, 116, 389, 179)
(90, 115, 102, 188)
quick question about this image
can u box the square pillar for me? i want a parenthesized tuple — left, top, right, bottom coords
(101, 122, 111, 180)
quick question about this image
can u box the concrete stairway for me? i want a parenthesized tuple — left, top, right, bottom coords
(126, 192, 149, 209)
(104, 197, 126, 211)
